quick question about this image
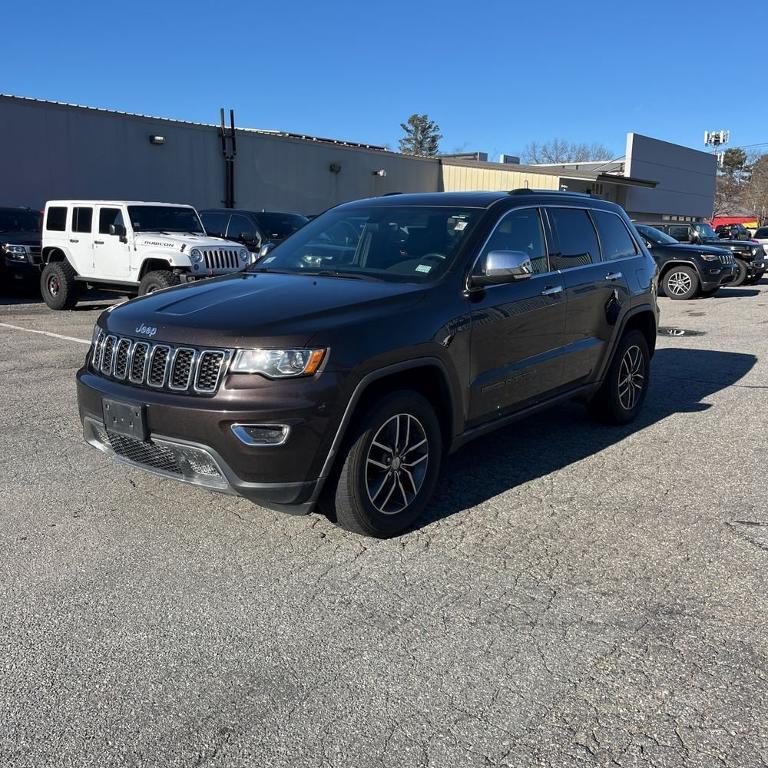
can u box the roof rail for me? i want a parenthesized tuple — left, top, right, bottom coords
(508, 188, 594, 197)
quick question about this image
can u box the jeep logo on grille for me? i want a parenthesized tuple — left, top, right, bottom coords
(135, 323, 158, 337)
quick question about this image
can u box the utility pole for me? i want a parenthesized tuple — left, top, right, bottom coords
(219, 108, 237, 208)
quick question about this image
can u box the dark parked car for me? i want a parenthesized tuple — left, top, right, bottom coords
(199, 209, 308, 254)
(715, 223, 750, 240)
(0, 207, 42, 291)
(649, 221, 766, 286)
(634, 224, 737, 299)
(78, 191, 658, 537)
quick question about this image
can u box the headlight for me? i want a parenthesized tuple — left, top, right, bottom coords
(238, 248, 250, 263)
(700, 254, 720, 261)
(3, 244, 28, 261)
(232, 348, 326, 378)
(190, 248, 203, 264)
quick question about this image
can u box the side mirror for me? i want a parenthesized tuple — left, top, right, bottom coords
(110, 223, 127, 243)
(259, 241, 277, 259)
(471, 250, 533, 287)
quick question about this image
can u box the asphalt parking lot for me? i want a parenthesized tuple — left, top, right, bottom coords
(1, 284, 767, 768)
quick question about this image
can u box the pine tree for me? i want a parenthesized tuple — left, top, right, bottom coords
(398, 114, 442, 157)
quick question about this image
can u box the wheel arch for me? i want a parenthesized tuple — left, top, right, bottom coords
(318, 358, 460, 481)
(658, 259, 701, 284)
(138, 258, 175, 280)
(42, 246, 70, 266)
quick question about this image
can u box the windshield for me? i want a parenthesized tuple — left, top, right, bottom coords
(127, 206, 204, 234)
(693, 222, 717, 239)
(636, 225, 678, 245)
(0, 208, 41, 233)
(255, 212, 309, 240)
(250, 205, 481, 282)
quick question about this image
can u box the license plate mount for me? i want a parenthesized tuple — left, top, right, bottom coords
(102, 398, 147, 441)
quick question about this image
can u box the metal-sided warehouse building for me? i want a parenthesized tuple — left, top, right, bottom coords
(0, 94, 716, 222)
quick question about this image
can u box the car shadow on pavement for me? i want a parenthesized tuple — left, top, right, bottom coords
(417, 348, 757, 530)
(709, 288, 761, 298)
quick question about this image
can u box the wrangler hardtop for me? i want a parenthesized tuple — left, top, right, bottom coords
(40, 200, 251, 309)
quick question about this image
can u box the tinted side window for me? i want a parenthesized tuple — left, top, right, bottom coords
(477, 208, 549, 275)
(227, 214, 258, 240)
(99, 208, 124, 234)
(46, 206, 67, 231)
(755, 228, 768, 238)
(201, 212, 228, 237)
(592, 211, 637, 261)
(72, 207, 93, 233)
(548, 208, 599, 269)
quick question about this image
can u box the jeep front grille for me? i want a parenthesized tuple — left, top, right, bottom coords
(91, 331, 231, 396)
(202, 248, 240, 271)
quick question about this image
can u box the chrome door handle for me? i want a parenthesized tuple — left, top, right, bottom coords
(605, 271, 623, 281)
(541, 285, 563, 296)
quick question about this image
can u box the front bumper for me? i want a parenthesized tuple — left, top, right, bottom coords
(76, 367, 347, 514)
(2, 257, 41, 280)
(700, 263, 739, 290)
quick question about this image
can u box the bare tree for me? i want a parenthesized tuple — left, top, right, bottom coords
(522, 139, 613, 164)
(713, 174, 744, 217)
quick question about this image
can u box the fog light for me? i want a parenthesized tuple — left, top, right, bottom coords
(231, 424, 289, 446)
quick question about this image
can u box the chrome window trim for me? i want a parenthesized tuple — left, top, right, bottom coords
(168, 347, 197, 391)
(146, 344, 171, 388)
(465, 204, 554, 291)
(128, 341, 150, 384)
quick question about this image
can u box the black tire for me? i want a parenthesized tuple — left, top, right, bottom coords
(743, 270, 764, 285)
(138, 270, 180, 296)
(730, 259, 748, 287)
(331, 391, 442, 537)
(662, 265, 699, 300)
(588, 330, 650, 425)
(40, 260, 79, 310)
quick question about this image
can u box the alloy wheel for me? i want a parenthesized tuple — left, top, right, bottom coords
(667, 271, 692, 296)
(48, 275, 60, 296)
(365, 413, 429, 515)
(618, 344, 645, 410)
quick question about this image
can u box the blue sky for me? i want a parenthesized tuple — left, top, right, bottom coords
(4, 0, 767, 160)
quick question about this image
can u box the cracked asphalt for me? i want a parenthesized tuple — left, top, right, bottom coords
(1, 282, 766, 767)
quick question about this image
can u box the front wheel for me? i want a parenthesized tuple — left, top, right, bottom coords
(138, 270, 181, 296)
(588, 330, 650, 424)
(331, 391, 442, 537)
(662, 266, 699, 300)
(730, 259, 748, 287)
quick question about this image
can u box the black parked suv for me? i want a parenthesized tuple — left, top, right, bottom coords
(634, 224, 737, 299)
(200, 209, 308, 254)
(77, 191, 659, 537)
(0, 207, 42, 291)
(650, 221, 766, 286)
(715, 223, 750, 240)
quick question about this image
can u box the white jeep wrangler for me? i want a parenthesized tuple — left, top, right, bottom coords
(40, 201, 251, 309)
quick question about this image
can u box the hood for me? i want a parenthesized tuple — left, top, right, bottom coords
(133, 232, 240, 250)
(656, 242, 730, 256)
(0, 231, 41, 247)
(699, 237, 753, 251)
(101, 272, 428, 348)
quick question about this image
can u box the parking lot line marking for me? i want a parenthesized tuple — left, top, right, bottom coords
(0, 322, 90, 345)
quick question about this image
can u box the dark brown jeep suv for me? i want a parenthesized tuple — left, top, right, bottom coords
(77, 191, 659, 537)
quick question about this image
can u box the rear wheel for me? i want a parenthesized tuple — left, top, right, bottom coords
(40, 261, 79, 310)
(588, 330, 650, 424)
(331, 391, 442, 537)
(662, 266, 699, 300)
(730, 259, 748, 287)
(138, 270, 180, 296)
